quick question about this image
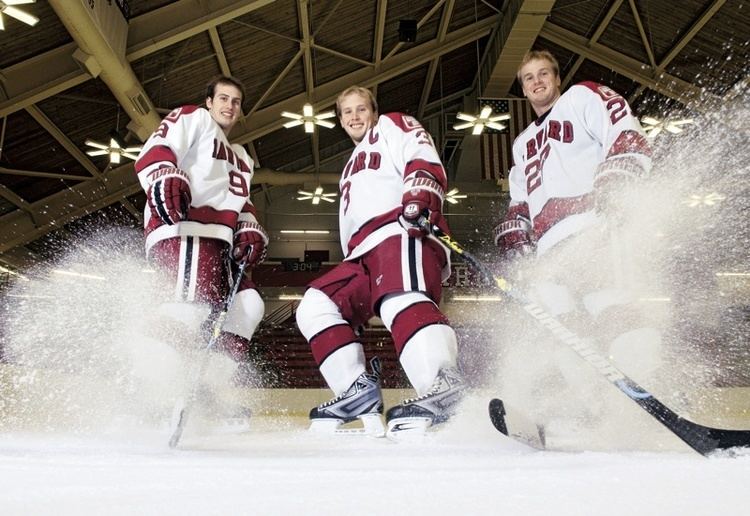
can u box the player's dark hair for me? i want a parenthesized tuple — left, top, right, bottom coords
(206, 75, 246, 104)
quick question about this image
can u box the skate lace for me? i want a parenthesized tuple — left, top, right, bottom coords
(401, 376, 443, 405)
(319, 358, 381, 409)
(319, 373, 374, 408)
(401, 369, 462, 405)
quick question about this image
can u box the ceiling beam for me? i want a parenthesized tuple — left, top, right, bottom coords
(0, 184, 38, 222)
(0, 167, 95, 182)
(371, 0, 388, 99)
(418, 0, 455, 119)
(126, 0, 279, 61)
(628, 0, 726, 103)
(208, 27, 232, 77)
(232, 15, 498, 144)
(0, 0, 278, 119)
(48, 0, 161, 141)
(480, 0, 556, 98)
(628, 0, 656, 68)
(0, 43, 89, 118)
(540, 21, 718, 109)
(25, 105, 103, 181)
(561, 0, 624, 89)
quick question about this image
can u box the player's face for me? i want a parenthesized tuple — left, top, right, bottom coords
(206, 83, 243, 134)
(520, 58, 561, 114)
(338, 93, 377, 144)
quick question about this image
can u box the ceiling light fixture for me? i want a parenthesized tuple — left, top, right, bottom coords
(280, 230, 330, 234)
(682, 192, 725, 207)
(0, 1, 39, 30)
(296, 186, 336, 204)
(278, 294, 304, 301)
(85, 136, 142, 164)
(281, 103, 336, 133)
(51, 269, 106, 281)
(641, 116, 694, 138)
(445, 188, 467, 204)
(0, 264, 28, 281)
(453, 105, 510, 135)
(451, 295, 503, 302)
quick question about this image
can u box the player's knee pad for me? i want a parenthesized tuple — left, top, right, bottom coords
(223, 288, 264, 341)
(296, 288, 347, 340)
(155, 301, 211, 346)
(297, 288, 359, 365)
(379, 292, 430, 330)
(379, 292, 450, 355)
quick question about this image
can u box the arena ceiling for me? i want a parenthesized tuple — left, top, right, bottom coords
(0, 0, 748, 272)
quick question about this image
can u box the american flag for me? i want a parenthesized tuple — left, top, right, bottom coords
(477, 98, 536, 184)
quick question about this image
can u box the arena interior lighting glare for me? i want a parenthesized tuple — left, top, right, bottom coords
(296, 186, 336, 204)
(281, 103, 336, 133)
(85, 137, 142, 164)
(0, 1, 39, 30)
(641, 116, 694, 138)
(453, 105, 510, 135)
(682, 192, 725, 207)
(445, 188, 467, 204)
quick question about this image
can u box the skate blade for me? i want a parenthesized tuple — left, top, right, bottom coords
(308, 413, 385, 437)
(385, 417, 432, 441)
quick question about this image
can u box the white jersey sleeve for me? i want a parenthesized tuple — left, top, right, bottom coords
(338, 113, 448, 259)
(135, 105, 256, 252)
(576, 82, 652, 186)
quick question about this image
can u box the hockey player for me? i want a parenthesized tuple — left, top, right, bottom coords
(135, 76, 266, 415)
(296, 86, 466, 437)
(494, 50, 660, 406)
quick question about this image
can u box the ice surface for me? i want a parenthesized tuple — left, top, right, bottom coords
(1, 397, 749, 516)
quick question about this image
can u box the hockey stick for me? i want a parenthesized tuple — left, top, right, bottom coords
(168, 259, 248, 448)
(422, 219, 750, 456)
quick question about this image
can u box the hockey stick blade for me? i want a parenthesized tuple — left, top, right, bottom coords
(423, 221, 750, 456)
(488, 398, 546, 450)
(168, 399, 188, 448)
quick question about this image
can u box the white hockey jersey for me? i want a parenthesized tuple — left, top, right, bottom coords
(135, 105, 257, 254)
(338, 112, 449, 260)
(507, 81, 652, 255)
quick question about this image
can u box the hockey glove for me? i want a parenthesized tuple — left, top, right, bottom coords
(147, 167, 191, 225)
(593, 157, 643, 226)
(233, 220, 269, 267)
(493, 203, 535, 262)
(400, 173, 445, 238)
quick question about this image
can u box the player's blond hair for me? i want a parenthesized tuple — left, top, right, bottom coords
(516, 50, 560, 82)
(336, 86, 378, 117)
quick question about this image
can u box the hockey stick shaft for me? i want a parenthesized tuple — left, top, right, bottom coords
(423, 220, 750, 455)
(168, 260, 248, 448)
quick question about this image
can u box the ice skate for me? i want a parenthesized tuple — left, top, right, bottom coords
(309, 357, 385, 436)
(386, 367, 466, 439)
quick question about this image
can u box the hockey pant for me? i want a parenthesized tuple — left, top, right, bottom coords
(148, 235, 265, 363)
